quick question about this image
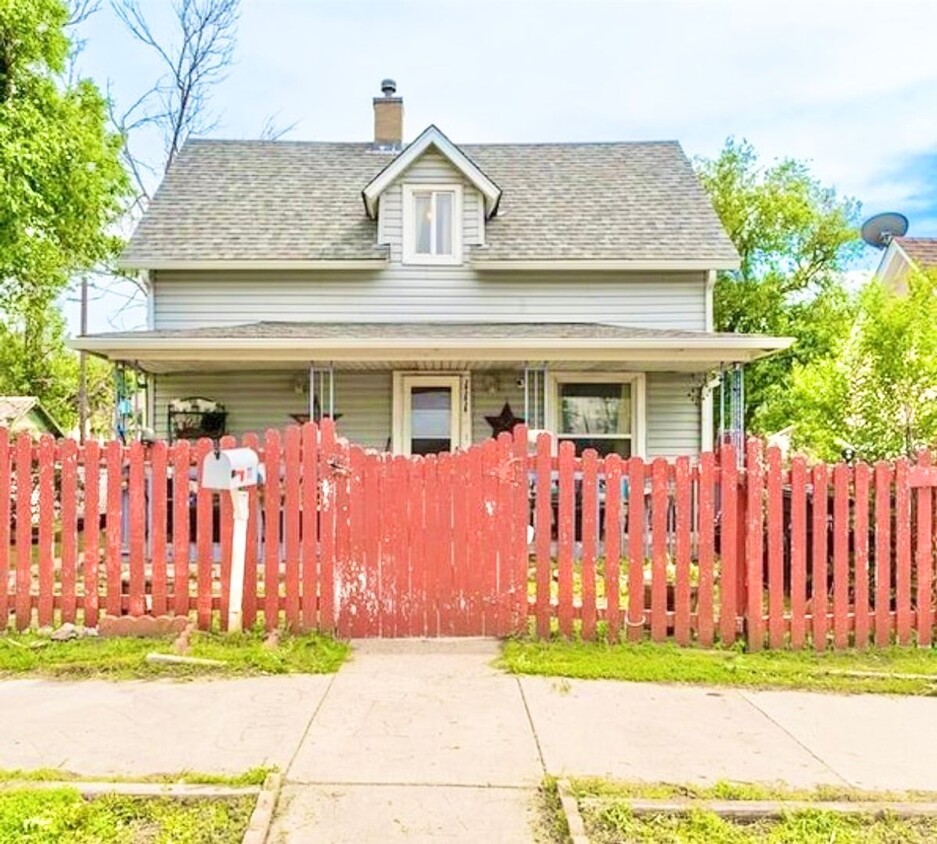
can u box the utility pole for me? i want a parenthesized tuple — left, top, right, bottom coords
(78, 275, 88, 442)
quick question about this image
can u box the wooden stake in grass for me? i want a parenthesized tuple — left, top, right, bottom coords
(144, 653, 226, 668)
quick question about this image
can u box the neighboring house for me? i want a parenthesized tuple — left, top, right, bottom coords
(0, 397, 65, 439)
(74, 82, 790, 458)
(875, 236, 937, 288)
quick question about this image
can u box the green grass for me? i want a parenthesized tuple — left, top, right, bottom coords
(0, 767, 273, 787)
(0, 629, 348, 680)
(583, 806, 937, 843)
(0, 787, 253, 843)
(553, 780, 937, 844)
(499, 639, 937, 695)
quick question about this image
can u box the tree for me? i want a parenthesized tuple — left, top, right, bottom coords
(0, 0, 130, 430)
(695, 139, 861, 431)
(787, 270, 937, 461)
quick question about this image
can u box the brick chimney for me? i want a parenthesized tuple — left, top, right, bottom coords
(373, 78, 403, 148)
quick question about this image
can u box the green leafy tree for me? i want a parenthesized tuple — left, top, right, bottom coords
(0, 0, 129, 429)
(696, 139, 861, 431)
(788, 270, 937, 461)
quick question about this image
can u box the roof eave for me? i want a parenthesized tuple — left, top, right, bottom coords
(471, 258, 741, 272)
(116, 258, 389, 271)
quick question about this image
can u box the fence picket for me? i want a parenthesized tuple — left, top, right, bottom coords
(105, 440, 122, 619)
(284, 426, 302, 631)
(195, 439, 213, 630)
(36, 436, 55, 628)
(407, 455, 425, 637)
(14, 434, 31, 630)
(605, 454, 623, 643)
(362, 449, 381, 637)
(378, 452, 396, 637)
(451, 450, 469, 636)
(300, 424, 319, 632)
(241, 432, 260, 630)
(650, 458, 668, 642)
(627, 456, 646, 642)
(719, 444, 738, 646)
(424, 455, 439, 638)
(790, 456, 807, 649)
(766, 446, 784, 649)
(512, 427, 529, 636)
(674, 456, 691, 646)
(581, 449, 598, 642)
(874, 461, 892, 647)
(916, 452, 933, 646)
(811, 463, 829, 651)
(895, 458, 912, 645)
(217, 435, 236, 631)
(833, 464, 850, 649)
(557, 440, 575, 638)
(435, 452, 454, 636)
(0, 429, 9, 628)
(745, 439, 765, 651)
(853, 462, 871, 649)
(480, 439, 499, 636)
(535, 433, 552, 639)
(83, 440, 101, 627)
(263, 429, 281, 631)
(343, 444, 367, 638)
(171, 440, 190, 618)
(60, 439, 78, 624)
(392, 454, 410, 636)
(496, 433, 515, 638)
(128, 441, 146, 617)
(697, 451, 715, 647)
(150, 441, 168, 617)
(14, 435, 31, 630)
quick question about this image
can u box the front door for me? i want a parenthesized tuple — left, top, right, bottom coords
(394, 374, 467, 455)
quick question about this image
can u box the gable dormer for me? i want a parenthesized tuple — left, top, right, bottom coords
(363, 123, 501, 266)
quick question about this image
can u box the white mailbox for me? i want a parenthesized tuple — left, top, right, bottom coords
(199, 446, 261, 635)
(201, 448, 261, 491)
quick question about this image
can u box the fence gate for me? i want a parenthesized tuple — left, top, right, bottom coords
(312, 423, 530, 638)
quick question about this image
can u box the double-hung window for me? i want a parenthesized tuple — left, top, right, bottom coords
(402, 184, 462, 264)
(550, 373, 645, 458)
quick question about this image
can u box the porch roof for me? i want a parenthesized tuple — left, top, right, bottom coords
(71, 321, 792, 373)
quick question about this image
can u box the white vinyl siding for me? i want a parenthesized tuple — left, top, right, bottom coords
(646, 372, 700, 458)
(151, 270, 706, 329)
(153, 368, 703, 456)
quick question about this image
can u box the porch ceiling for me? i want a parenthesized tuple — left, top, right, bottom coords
(70, 320, 793, 374)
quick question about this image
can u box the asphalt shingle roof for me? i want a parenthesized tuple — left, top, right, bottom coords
(121, 137, 738, 265)
(896, 237, 937, 269)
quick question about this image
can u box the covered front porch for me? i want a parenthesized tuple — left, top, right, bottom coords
(72, 322, 791, 456)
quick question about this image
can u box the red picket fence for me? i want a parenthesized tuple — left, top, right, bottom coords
(0, 421, 527, 638)
(4, 421, 937, 649)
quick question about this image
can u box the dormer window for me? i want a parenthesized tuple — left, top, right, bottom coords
(402, 184, 462, 265)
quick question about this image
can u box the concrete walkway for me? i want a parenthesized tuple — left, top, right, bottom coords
(1, 641, 936, 842)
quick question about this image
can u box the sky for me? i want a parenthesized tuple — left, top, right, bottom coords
(69, 0, 937, 332)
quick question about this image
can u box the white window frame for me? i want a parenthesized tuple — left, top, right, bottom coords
(402, 184, 463, 265)
(392, 372, 472, 455)
(547, 371, 646, 458)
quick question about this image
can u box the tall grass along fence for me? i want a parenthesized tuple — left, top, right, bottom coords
(3, 421, 936, 650)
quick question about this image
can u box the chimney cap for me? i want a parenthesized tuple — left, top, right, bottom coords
(380, 78, 397, 97)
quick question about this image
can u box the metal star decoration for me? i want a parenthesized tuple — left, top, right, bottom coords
(485, 402, 525, 437)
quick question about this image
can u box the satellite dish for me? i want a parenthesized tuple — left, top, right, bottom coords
(861, 212, 908, 249)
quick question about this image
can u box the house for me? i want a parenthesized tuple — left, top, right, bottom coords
(73, 82, 790, 458)
(875, 236, 937, 289)
(0, 397, 65, 439)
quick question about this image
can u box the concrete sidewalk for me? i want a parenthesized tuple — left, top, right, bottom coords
(1, 641, 936, 842)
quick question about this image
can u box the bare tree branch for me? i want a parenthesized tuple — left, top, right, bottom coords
(111, 0, 240, 171)
(260, 111, 299, 141)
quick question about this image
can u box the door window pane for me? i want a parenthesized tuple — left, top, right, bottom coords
(410, 386, 452, 455)
(559, 382, 631, 435)
(414, 193, 432, 254)
(558, 437, 632, 458)
(435, 192, 453, 255)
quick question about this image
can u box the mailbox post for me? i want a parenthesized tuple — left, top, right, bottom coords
(200, 447, 262, 633)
